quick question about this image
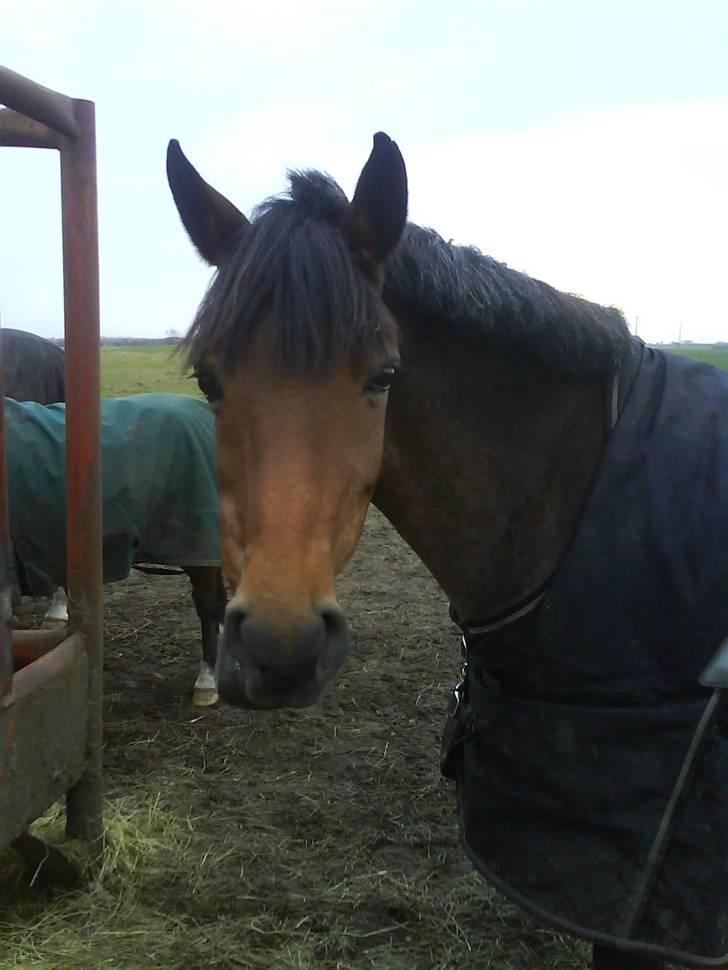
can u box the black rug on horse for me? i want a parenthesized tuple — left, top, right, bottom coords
(5, 393, 219, 594)
(444, 341, 728, 966)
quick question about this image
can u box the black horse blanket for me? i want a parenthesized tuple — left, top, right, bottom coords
(5, 394, 219, 594)
(443, 340, 728, 966)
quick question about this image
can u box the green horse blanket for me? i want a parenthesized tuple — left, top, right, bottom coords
(5, 394, 219, 595)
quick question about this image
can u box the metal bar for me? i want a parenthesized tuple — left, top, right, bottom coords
(0, 334, 11, 700)
(0, 108, 62, 149)
(0, 634, 87, 847)
(0, 560, 11, 698)
(0, 66, 78, 138)
(58, 99, 103, 845)
(3, 632, 83, 705)
(0, 73, 103, 855)
(12, 628, 68, 671)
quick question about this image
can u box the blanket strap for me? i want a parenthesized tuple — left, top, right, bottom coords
(617, 637, 728, 938)
(440, 637, 476, 779)
(132, 564, 186, 577)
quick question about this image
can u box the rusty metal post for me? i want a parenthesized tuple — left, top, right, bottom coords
(58, 100, 104, 845)
(0, 68, 104, 856)
(0, 333, 13, 699)
(0, 67, 78, 138)
(0, 108, 62, 150)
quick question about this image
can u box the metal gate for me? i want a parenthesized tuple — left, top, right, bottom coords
(0, 66, 103, 855)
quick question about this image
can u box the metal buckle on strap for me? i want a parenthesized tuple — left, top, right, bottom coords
(700, 637, 728, 690)
(441, 637, 472, 779)
(451, 636, 468, 716)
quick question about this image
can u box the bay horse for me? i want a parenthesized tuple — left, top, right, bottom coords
(4, 393, 226, 705)
(1, 327, 65, 405)
(1, 327, 68, 622)
(167, 134, 728, 968)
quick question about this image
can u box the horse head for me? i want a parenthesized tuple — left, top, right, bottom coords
(167, 133, 407, 708)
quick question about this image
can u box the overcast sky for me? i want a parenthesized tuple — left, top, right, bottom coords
(1, 0, 727, 345)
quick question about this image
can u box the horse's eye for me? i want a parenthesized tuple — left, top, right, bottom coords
(365, 365, 399, 394)
(196, 368, 223, 403)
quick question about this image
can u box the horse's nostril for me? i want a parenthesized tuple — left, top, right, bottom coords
(317, 605, 349, 674)
(224, 599, 249, 633)
(217, 601, 351, 708)
(318, 605, 347, 640)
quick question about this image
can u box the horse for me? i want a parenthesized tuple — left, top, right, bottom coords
(166, 134, 728, 969)
(1, 327, 69, 622)
(0, 327, 65, 405)
(4, 393, 226, 706)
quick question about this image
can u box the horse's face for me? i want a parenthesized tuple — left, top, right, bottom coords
(208, 333, 399, 709)
(168, 134, 407, 708)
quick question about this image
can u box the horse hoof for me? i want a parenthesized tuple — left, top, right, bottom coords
(40, 617, 68, 630)
(192, 687, 219, 707)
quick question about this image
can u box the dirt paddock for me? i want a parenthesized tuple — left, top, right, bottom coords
(0, 509, 590, 969)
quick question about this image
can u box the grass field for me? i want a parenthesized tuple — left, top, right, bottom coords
(100, 343, 199, 397)
(99, 342, 728, 400)
(662, 344, 728, 372)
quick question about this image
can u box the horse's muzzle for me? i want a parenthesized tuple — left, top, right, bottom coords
(217, 599, 349, 708)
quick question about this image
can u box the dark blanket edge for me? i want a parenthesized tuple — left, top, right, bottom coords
(453, 788, 728, 968)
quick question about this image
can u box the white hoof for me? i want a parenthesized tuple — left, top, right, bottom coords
(42, 587, 69, 627)
(193, 661, 217, 706)
(192, 687, 219, 707)
(40, 616, 68, 630)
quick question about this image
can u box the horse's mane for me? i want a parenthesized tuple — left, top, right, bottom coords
(185, 171, 630, 377)
(385, 224, 630, 376)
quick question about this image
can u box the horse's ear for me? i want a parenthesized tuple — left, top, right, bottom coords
(345, 132, 408, 265)
(166, 139, 249, 266)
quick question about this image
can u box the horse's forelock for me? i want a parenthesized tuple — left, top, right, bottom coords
(248, 171, 349, 228)
(184, 171, 385, 375)
(286, 170, 349, 223)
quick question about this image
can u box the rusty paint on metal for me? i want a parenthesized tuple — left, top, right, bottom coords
(0, 67, 78, 138)
(5, 633, 84, 705)
(59, 98, 104, 844)
(0, 330, 13, 701)
(12, 628, 68, 671)
(0, 69, 103, 852)
(0, 107, 62, 149)
(0, 635, 87, 848)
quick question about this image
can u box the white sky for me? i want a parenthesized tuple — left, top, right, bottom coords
(1, 0, 727, 345)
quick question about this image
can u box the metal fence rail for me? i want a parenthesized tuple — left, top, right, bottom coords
(0, 66, 103, 852)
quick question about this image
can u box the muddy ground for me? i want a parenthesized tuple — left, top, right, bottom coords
(1, 508, 591, 969)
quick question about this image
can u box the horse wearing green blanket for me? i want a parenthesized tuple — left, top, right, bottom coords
(5, 393, 225, 706)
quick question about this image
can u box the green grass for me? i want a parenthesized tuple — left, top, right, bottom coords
(662, 344, 728, 372)
(100, 344, 200, 398)
(99, 342, 728, 401)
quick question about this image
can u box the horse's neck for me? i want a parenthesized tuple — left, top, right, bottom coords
(374, 329, 606, 623)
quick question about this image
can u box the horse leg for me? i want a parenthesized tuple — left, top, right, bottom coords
(592, 944, 666, 970)
(11, 831, 82, 888)
(41, 586, 68, 628)
(185, 566, 227, 706)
